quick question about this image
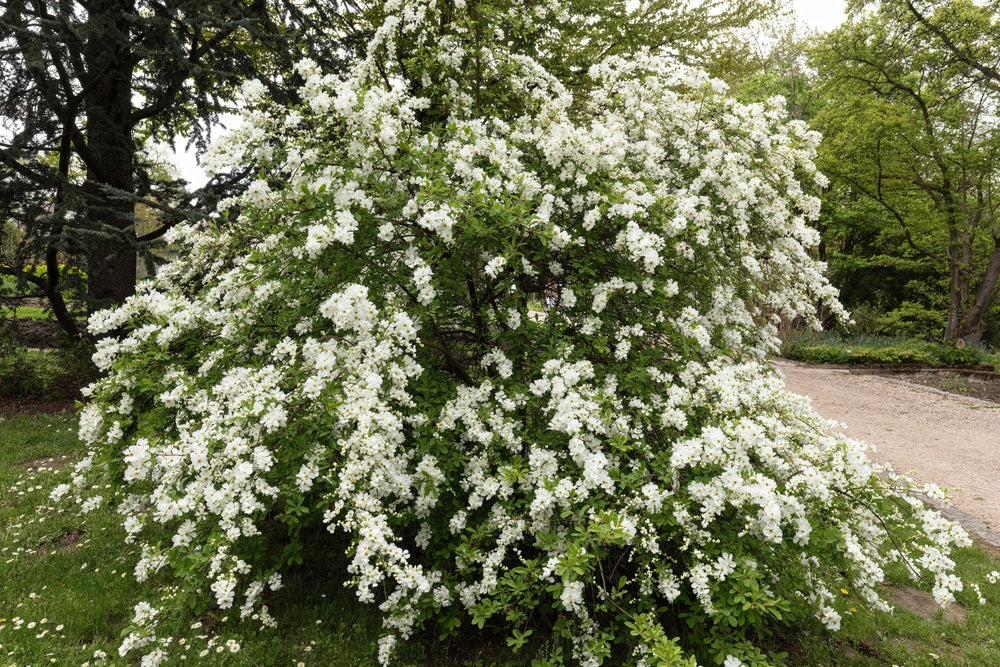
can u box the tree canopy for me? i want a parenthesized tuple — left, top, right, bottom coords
(812, 0, 1000, 341)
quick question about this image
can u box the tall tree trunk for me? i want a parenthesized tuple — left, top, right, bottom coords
(960, 240, 1000, 342)
(43, 249, 80, 337)
(83, 0, 137, 314)
(945, 227, 963, 340)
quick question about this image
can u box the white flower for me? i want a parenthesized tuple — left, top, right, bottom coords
(245, 179, 272, 206)
(140, 649, 166, 667)
(333, 209, 358, 244)
(417, 206, 455, 243)
(484, 255, 506, 278)
(172, 520, 197, 548)
(560, 580, 585, 612)
(241, 79, 265, 102)
(377, 634, 397, 665)
(818, 606, 841, 631)
(210, 578, 237, 609)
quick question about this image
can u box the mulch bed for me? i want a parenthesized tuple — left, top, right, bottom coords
(2, 316, 87, 347)
(0, 397, 78, 417)
(861, 367, 1000, 405)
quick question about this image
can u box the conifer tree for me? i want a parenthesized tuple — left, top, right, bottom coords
(0, 0, 346, 331)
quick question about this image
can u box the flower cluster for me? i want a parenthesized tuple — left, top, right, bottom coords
(65, 1, 970, 665)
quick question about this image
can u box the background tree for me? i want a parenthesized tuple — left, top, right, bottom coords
(874, 0, 1000, 91)
(812, 1, 1000, 342)
(541, 0, 789, 85)
(0, 0, 347, 335)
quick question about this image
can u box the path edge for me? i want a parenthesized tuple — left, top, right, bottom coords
(918, 494, 1000, 550)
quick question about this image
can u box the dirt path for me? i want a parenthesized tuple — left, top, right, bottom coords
(775, 360, 1000, 533)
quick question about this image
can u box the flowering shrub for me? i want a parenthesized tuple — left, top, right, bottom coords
(60, 1, 973, 665)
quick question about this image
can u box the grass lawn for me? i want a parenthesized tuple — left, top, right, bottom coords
(2, 412, 1000, 666)
(0, 412, 526, 666)
(3, 305, 46, 320)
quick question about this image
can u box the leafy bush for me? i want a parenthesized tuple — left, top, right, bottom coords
(781, 331, 999, 369)
(0, 330, 93, 399)
(880, 300, 948, 339)
(832, 300, 947, 342)
(59, 2, 973, 666)
(0, 273, 45, 299)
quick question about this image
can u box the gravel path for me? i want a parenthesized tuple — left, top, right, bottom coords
(775, 360, 1000, 534)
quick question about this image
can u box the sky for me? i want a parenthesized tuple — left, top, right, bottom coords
(171, 1, 850, 186)
(793, 0, 847, 31)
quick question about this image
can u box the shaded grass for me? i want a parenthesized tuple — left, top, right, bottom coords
(1, 414, 138, 665)
(0, 348, 90, 399)
(0, 330, 96, 399)
(783, 542, 1000, 666)
(0, 414, 524, 666)
(2, 413, 1000, 665)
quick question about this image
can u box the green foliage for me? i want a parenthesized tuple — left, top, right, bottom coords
(810, 0, 1000, 342)
(1, 219, 19, 255)
(0, 331, 94, 399)
(876, 301, 949, 339)
(0, 265, 88, 303)
(780, 331, 999, 368)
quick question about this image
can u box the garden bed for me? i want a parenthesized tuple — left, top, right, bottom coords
(862, 366, 1000, 404)
(0, 396, 78, 416)
(2, 316, 87, 347)
(778, 360, 1000, 404)
(1, 317, 94, 413)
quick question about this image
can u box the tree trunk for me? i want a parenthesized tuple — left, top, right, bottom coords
(82, 0, 137, 314)
(959, 239, 1000, 342)
(44, 245, 81, 338)
(945, 228, 963, 340)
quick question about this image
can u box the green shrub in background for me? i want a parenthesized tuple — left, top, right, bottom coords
(0, 264, 88, 317)
(0, 272, 45, 298)
(0, 329, 95, 399)
(877, 300, 949, 339)
(780, 331, 1000, 369)
(839, 299, 948, 342)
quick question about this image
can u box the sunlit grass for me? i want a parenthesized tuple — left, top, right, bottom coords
(3, 305, 49, 320)
(784, 543, 1000, 665)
